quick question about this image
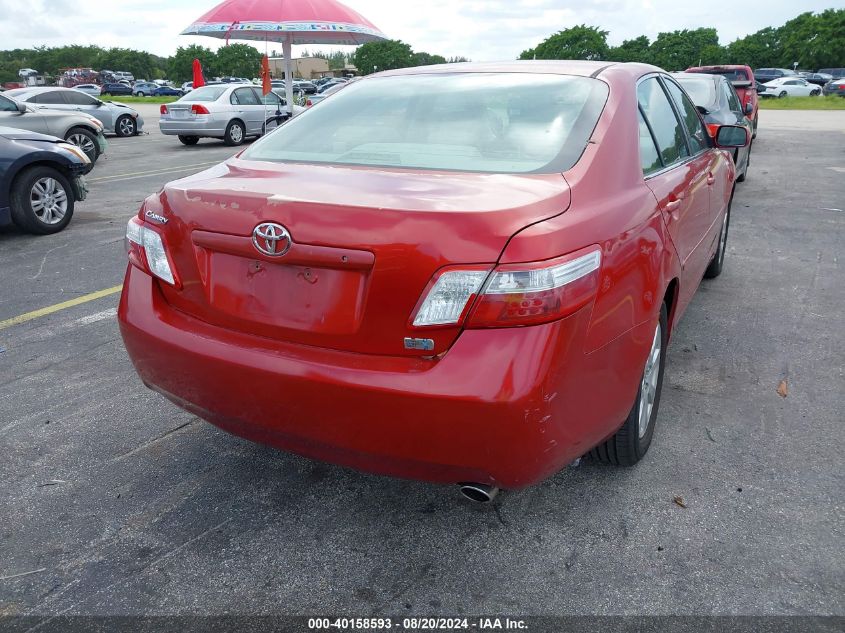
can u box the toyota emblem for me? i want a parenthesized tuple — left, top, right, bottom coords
(252, 223, 292, 257)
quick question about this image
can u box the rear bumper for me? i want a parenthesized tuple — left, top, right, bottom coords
(118, 266, 649, 489)
(159, 118, 226, 137)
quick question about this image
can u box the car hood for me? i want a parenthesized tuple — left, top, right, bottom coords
(0, 126, 61, 143)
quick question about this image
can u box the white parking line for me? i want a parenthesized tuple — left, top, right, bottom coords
(88, 161, 221, 184)
(74, 307, 118, 326)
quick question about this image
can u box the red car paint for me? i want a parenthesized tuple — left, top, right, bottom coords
(686, 65, 759, 129)
(119, 61, 739, 489)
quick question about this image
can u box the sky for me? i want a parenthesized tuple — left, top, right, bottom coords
(0, 0, 842, 62)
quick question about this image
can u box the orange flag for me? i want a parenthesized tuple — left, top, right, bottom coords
(261, 55, 271, 96)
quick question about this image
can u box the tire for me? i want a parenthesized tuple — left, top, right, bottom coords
(590, 303, 668, 466)
(735, 145, 749, 183)
(705, 194, 732, 279)
(65, 127, 100, 165)
(811, 89, 821, 96)
(778, 91, 787, 98)
(115, 115, 137, 137)
(9, 166, 75, 235)
(752, 115, 758, 140)
(178, 135, 200, 146)
(223, 120, 246, 146)
(133, 92, 142, 97)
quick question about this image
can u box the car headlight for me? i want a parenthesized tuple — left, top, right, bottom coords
(58, 142, 92, 164)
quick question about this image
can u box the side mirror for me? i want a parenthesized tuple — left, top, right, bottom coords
(17, 101, 27, 114)
(715, 125, 749, 148)
(744, 102, 753, 115)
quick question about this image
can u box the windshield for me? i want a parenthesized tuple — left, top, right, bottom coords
(242, 73, 608, 174)
(675, 78, 716, 108)
(180, 86, 227, 102)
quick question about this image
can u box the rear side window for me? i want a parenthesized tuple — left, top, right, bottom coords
(637, 78, 689, 166)
(232, 88, 260, 106)
(638, 109, 662, 175)
(663, 79, 707, 154)
(722, 82, 742, 114)
(64, 91, 98, 106)
(32, 91, 68, 104)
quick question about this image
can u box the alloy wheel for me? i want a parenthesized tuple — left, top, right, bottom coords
(68, 134, 95, 156)
(638, 321, 662, 438)
(30, 177, 68, 225)
(119, 117, 136, 136)
(230, 124, 244, 144)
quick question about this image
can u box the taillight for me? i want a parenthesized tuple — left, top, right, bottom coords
(125, 217, 177, 286)
(191, 104, 210, 115)
(467, 249, 601, 328)
(410, 248, 602, 329)
(160, 105, 168, 115)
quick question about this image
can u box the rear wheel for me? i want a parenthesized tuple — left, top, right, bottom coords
(752, 114, 758, 139)
(590, 304, 667, 466)
(778, 90, 787, 98)
(65, 127, 99, 165)
(178, 135, 200, 146)
(705, 196, 732, 279)
(224, 120, 245, 146)
(811, 88, 821, 96)
(10, 166, 75, 235)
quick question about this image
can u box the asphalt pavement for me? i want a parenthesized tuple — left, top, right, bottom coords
(0, 107, 843, 621)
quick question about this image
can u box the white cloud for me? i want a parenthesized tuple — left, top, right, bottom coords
(0, 0, 837, 62)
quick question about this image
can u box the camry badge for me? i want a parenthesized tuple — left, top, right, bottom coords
(253, 222, 292, 257)
(145, 210, 168, 225)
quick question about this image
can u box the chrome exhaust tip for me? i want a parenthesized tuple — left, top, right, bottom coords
(458, 483, 499, 503)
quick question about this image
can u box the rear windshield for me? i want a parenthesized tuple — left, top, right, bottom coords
(690, 69, 749, 82)
(242, 73, 609, 174)
(675, 78, 716, 108)
(180, 86, 227, 102)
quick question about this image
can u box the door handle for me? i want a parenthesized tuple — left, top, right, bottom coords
(663, 199, 682, 213)
(707, 172, 716, 185)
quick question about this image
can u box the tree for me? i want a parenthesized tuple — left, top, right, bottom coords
(351, 40, 414, 75)
(609, 35, 652, 64)
(412, 52, 447, 66)
(215, 43, 263, 78)
(725, 27, 782, 69)
(649, 28, 721, 70)
(169, 45, 217, 83)
(778, 9, 845, 70)
(519, 25, 610, 61)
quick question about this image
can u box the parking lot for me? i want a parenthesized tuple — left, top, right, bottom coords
(1, 105, 843, 620)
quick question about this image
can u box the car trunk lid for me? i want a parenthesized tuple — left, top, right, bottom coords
(152, 158, 571, 356)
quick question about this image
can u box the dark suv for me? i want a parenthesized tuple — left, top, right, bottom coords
(754, 68, 797, 84)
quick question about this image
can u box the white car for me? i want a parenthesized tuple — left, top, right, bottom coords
(74, 84, 102, 97)
(181, 82, 194, 93)
(159, 84, 305, 146)
(760, 77, 822, 98)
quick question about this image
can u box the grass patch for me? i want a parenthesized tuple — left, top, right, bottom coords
(103, 96, 180, 105)
(758, 95, 845, 110)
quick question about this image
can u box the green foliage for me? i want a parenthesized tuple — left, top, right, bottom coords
(521, 9, 845, 73)
(649, 28, 720, 70)
(609, 36, 652, 64)
(351, 40, 414, 75)
(757, 95, 845, 110)
(215, 43, 263, 78)
(168, 45, 217, 83)
(310, 50, 353, 70)
(520, 25, 609, 61)
(0, 45, 168, 83)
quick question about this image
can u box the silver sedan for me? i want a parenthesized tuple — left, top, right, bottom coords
(159, 84, 304, 146)
(4, 87, 144, 137)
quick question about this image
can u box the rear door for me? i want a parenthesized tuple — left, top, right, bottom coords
(230, 87, 264, 135)
(638, 76, 716, 312)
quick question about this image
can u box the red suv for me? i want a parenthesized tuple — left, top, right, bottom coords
(686, 65, 758, 138)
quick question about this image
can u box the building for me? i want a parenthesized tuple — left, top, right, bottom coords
(269, 57, 330, 80)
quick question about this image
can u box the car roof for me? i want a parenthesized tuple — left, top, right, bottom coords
(376, 60, 659, 80)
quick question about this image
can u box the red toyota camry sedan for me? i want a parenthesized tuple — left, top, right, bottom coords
(119, 61, 747, 500)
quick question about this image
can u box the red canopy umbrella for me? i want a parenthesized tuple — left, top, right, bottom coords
(181, 0, 387, 113)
